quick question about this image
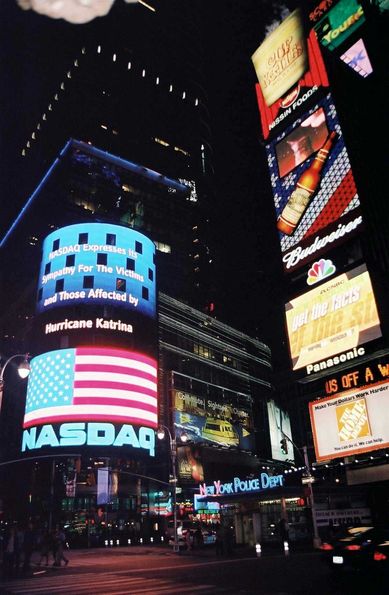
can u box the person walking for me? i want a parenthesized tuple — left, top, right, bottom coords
(279, 517, 289, 544)
(37, 530, 52, 566)
(54, 527, 69, 567)
(215, 523, 224, 556)
(2, 525, 21, 579)
(22, 522, 35, 573)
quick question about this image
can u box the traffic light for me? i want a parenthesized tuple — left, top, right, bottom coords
(280, 438, 288, 454)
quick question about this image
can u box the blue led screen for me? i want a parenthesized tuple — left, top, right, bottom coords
(36, 223, 156, 318)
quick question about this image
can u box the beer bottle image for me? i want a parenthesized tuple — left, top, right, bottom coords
(277, 130, 337, 236)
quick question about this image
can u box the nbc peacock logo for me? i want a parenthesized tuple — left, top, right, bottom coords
(307, 258, 336, 286)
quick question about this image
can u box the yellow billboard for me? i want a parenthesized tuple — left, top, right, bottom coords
(251, 9, 308, 107)
(285, 264, 381, 371)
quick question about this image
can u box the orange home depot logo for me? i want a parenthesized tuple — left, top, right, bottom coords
(336, 398, 370, 442)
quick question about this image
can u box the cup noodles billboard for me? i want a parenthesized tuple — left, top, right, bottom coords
(252, 9, 329, 139)
(266, 93, 361, 273)
(309, 379, 389, 461)
(285, 264, 382, 373)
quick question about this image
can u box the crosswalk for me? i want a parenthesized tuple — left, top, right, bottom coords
(0, 571, 230, 594)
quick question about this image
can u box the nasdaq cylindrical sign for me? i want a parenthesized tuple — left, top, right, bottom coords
(36, 223, 156, 318)
(22, 347, 157, 457)
(23, 223, 158, 458)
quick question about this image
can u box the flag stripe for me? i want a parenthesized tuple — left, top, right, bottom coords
(75, 363, 156, 382)
(73, 387, 157, 406)
(73, 397, 157, 412)
(23, 413, 158, 429)
(76, 347, 157, 368)
(24, 404, 158, 427)
(73, 380, 157, 397)
(75, 355, 157, 376)
(74, 372, 157, 391)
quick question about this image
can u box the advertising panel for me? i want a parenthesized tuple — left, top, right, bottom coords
(340, 39, 373, 78)
(266, 93, 361, 273)
(267, 400, 295, 462)
(173, 390, 255, 451)
(309, 379, 389, 461)
(313, 0, 366, 51)
(253, 9, 329, 139)
(21, 347, 157, 456)
(177, 445, 204, 484)
(36, 223, 156, 318)
(285, 264, 382, 373)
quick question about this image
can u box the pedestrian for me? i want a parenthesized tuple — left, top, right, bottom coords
(22, 522, 35, 573)
(185, 528, 193, 551)
(215, 523, 224, 556)
(279, 518, 289, 544)
(37, 530, 52, 566)
(54, 527, 69, 567)
(2, 525, 21, 579)
(194, 526, 204, 549)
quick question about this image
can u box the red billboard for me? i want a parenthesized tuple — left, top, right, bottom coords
(266, 93, 361, 273)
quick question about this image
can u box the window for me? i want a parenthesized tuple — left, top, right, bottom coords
(79, 233, 88, 244)
(83, 276, 94, 289)
(148, 268, 154, 281)
(66, 255, 75, 267)
(37, 288, 43, 301)
(142, 286, 149, 300)
(193, 343, 213, 359)
(106, 233, 116, 246)
(97, 253, 108, 266)
(126, 258, 135, 271)
(52, 238, 60, 251)
(116, 278, 126, 292)
(44, 263, 51, 275)
(135, 241, 143, 254)
(154, 241, 171, 254)
(55, 279, 64, 292)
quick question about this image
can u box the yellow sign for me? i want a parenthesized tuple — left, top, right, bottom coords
(251, 9, 307, 107)
(336, 398, 370, 442)
(286, 264, 381, 370)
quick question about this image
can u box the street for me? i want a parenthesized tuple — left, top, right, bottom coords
(1, 545, 388, 595)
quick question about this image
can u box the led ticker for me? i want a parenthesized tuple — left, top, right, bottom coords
(285, 264, 382, 373)
(21, 347, 157, 456)
(266, 93, 361, 273)
(309, 379, 389, 462)
(253, 9, 329, 139)
(36, 223, 156, 318)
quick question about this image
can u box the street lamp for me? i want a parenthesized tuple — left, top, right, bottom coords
(156, 424, 188, 553)
(0, 354, 30, 413)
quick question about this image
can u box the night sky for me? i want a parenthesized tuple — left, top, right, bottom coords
(0, 0, 299, 368)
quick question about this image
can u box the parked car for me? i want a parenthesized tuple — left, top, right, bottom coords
(321, 525, 389, 573)
(166, 520, 216, 548)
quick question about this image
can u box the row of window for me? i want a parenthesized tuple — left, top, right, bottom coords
(37, 278, 150, 300)
(52, 232, 144, 253)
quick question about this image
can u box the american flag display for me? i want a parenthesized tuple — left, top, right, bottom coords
(24, 347, 158, 429)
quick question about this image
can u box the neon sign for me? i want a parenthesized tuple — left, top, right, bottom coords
(22, 422, 155, 456)
(199, 473, 283, 497)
